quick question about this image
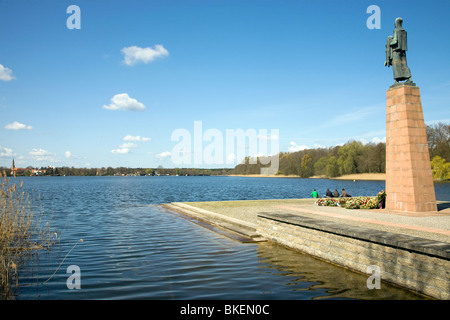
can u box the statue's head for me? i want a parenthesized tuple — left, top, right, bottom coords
(395, 17, 403, 28)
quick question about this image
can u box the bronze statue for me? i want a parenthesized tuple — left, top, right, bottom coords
(385, 17, 414, 87)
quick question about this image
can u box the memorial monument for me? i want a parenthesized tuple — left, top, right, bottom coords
(384, 17, 437, 212)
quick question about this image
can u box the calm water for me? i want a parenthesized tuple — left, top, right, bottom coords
(14, 176, 450, 300)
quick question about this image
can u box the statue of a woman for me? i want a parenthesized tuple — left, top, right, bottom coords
(385, 17, 414, 86)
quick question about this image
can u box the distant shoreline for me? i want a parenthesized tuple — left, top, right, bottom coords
(227, 173, 386, 181)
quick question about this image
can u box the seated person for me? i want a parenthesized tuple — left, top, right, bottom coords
(333, 189, 339, 197)
(341, 188, 351, 197)
(325, 188, 333, 197)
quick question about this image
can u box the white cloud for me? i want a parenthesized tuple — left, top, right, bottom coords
(0, 64, 15, 81)
(156, 151, 171, 158)
(357, 136, 386, 145)
(111, 148, 130, 154)
(111, 136, 150, 155)
(29, 148, 56, 161)
(0, 146, 15, 158)
(102, 93, 145, 111)
(29, 149, 51, 156)
(371, 136, 386, 144)
(425, 119, 450, 126)
(288, 141, 309, 152)
(227, 153, 236, 163)
(5, 121, 33, 130)
(119, 142, 137, 149)
(121, 44, 169, 66)
(65, 151, 72, 158)
(122, 135, 152, 142)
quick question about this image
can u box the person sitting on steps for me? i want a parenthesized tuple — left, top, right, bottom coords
(341, 188, 351, 197)
(333, 189, 339, 197)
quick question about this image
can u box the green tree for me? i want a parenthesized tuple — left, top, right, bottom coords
(314, 156, 328, 176)
(337, 141, 363, 175)
(326, 156, 339, 177)
(431, 155, 450, 180)
(300, 153, 314, 178)
(367, 143, 386, 173)
(427, 122, 450, 162)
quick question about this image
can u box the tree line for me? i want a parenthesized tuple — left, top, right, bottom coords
(427, 122, 450, 180)
(1, 166, 234, 177)
(232, 122, 450, 180)
(2, 123, 448, 180)
(232, 140, 386, 178)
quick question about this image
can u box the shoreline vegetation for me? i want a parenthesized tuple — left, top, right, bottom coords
(1, 166, 448, 182)
(231, 122, 449, 182)
(2, 122, 448, 181)
(0, 172, 56, 299)
(227, 173, 387, 181)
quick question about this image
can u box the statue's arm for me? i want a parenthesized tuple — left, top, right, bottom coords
(385, 37, 393, 66)
(385, 55, 392, 67)
(390, 31, 398, 47)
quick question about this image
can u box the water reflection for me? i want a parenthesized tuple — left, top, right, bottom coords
(255, 242, 428, 300)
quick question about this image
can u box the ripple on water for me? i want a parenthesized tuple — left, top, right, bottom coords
(15, 176, 435, 300)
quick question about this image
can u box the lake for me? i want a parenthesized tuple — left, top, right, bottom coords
(14, 176, 449, 300)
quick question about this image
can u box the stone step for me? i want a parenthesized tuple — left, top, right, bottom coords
(162, 203, 266, 243)
(170, 202, 256, 230)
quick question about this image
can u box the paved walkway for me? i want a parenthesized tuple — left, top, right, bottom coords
(181, 199, 450, 243)
(274, 202, 450, 242)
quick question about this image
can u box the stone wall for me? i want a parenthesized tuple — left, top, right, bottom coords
(257, 213, 450, 299)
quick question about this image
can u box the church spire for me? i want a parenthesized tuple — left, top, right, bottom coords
(10, 158, 15, 176)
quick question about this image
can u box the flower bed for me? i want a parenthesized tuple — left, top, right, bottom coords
(315, 191, 386, 209)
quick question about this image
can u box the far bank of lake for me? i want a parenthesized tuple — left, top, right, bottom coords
(228, 173, 386, 181)
(228, 172, 450, 182)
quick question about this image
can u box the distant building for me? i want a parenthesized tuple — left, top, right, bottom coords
(10, 159, 43, 176)
(9, 159, 27, 176)
(31, 169, 45, 176)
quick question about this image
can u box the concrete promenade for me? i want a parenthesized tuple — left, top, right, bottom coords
(161, 198, 450, 299)
(163, 198, 450, 243)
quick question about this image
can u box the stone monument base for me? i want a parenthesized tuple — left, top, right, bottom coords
(385, 84, 437, 212)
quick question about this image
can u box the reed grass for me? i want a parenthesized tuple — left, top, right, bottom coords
(0, 171, 55, 299)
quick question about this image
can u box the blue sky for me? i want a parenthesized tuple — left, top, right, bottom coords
(1, 0, 449, 169)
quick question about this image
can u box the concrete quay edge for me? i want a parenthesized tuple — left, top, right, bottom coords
(257, 212, 450, 260)
(161, 202, 266, 243)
